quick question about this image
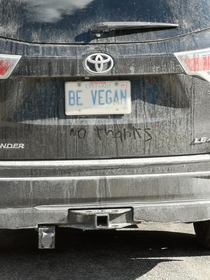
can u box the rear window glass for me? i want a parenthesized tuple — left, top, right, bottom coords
(0, 0, 210, 43)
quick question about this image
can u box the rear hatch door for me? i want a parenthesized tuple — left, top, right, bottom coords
(0, 0, 210, 159)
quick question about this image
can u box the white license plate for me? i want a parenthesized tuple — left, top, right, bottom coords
(65, 81, 131, 115)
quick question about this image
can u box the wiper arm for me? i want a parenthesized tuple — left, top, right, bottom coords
(91, 21, 178, 38)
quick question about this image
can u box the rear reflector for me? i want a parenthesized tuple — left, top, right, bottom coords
(0, 54, 21, 79)
(174, 48, 210, 83)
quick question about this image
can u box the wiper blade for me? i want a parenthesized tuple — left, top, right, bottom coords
(91, 21, 178, 38)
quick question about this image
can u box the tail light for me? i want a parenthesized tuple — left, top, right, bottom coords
(174, 48, 210, 83)
(0, 54, 21, 79)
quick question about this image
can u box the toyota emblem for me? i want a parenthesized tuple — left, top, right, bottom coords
(84, 53, 114, 74)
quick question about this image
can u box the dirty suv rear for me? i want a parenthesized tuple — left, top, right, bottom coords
(1, 0, 210, 248)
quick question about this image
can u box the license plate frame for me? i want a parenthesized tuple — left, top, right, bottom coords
(65, 81, 131, 115)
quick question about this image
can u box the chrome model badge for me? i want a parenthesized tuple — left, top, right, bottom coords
(0, 143, 24, 149)
(192, 137, 210, 144)
(84, 53, 114, 74)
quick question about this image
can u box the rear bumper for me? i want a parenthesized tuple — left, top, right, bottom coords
(1, 155, 210, 228)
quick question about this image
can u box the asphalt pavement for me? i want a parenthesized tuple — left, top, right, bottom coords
(0, 223, 209, 280)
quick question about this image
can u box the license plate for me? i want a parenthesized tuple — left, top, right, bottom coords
(65, 81, 131, 115)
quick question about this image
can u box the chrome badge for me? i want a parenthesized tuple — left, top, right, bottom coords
(84, 53, 114, 74)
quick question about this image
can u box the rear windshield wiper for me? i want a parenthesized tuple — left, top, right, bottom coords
(91, 21, 178, 38)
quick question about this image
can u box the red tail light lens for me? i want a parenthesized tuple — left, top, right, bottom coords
(0, 61, 11, 75)
(184, 55, 210, 72)
(0, 55, 21, 79)
(174, 49, 210, 83)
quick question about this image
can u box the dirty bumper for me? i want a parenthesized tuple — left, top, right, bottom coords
(1, 155, 210, 229)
